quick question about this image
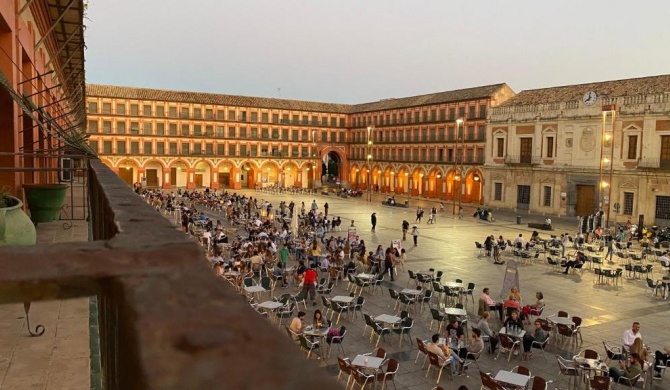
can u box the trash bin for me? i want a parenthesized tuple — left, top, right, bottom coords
(516, 216, 521, 225)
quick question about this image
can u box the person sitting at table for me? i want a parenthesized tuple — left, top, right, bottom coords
(521, 291, 544, 324)
(609, 352, 642, 382)
(508, 286, 522, 302)
(313, 310, 326, 329)
(272, 261, 287, 288)
(630, 338, 650, 367)
(503, 310, 524, 331)
(659, 252, 670, 268)
(457, 328, 484, 370)
(484, 235, 494, 257)
(289, 311, 306, 340)
(445, 317, 465, 350)
(426, 334, 459, 376)
(622, 322, 642, 349)
(653, 346, 670, 378)
(522, 320, 548, 359)
(480, 288, 503, 320)
(497, 236, 507, 251)
(213, 261, 225, 277)
(503, 295, 522, 320)
(309, 240, 322, 266)
(295, 260, 307, 285)
(476, 312, 499, 353)
(320, 255, 331, 271)
(562, 251, 585, 274)
(375, 245, 385, 260)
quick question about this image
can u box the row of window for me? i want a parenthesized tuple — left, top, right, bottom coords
(353, 125, 487, 144)
(491, 183, 635, 215)
(88, 121, 346, 142)
(493, 134, 642, 160)
(88, 101, 346, 127)
(351, 105, 487, 128)
(89, 140, 318, 158)
(349, 147, 485, 164)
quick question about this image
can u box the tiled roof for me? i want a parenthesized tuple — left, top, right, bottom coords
(349, 84, 508, 113)
(86, 84, 351, 114)
(86, 83, 508, 114)
(500, 74, 670, 106)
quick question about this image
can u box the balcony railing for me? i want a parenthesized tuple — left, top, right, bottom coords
(0, 159, 340, 390)
(638, 158, 670, 169)
(504, 155, 541, 165)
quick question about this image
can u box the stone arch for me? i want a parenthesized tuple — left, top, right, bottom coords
(427, 166, 445, 199)
(464, 167, 484, 204)
(143, 159, 166, 188)
(239, 160, 259, 189)
(117, 158, 141, 187)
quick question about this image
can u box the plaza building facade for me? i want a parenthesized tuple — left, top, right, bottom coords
(86, 83, 515, 204)
(484, 74, 670, 226)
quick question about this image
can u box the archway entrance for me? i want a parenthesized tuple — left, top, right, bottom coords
(321, 151, 342, 185)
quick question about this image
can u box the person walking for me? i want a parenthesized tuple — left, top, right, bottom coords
(324, 202, 329, 217)
(371, 212, 377, 232)
(428, 206, 437, 224)
(402, 220, 410, 240)
(311, 199, 318, 213)
(415, 207, 422, 223)
(411, 225, 419, 246)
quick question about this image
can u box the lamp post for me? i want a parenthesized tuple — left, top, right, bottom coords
(355, 168, 360, 189)
(405, 172, 410, 204)
(367, 125, 374, 202)
(599, 105, 617, 228)
(453, 118, 464, 215)
(390, 171, 395, 193)
(311, 129, 317, 193)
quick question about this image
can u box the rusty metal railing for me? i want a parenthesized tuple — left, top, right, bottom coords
(0, 159, 340, 390)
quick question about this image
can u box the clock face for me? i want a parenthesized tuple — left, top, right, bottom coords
(583, 91, 597, 106)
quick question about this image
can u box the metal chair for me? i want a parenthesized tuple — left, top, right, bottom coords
(414, 338, 429, 368)
(512, 364, 532, 376)
(375, 358, 399, 390)
(530, 376, 548, 390)
(350, 368, 375, 390)
(388, 288, 401, 310)
(425, 351, 452, 383)
(391, 317, 413, 347)
(497, 333, 520, 362)
(351, 296, 365, 320)
(603, 341, 623, 364)
(429, 308, 446, 332)
(407, 270, 417, 287)
(369, 321, 391, 347)
(336, 357, 354, 388)
(530, 334, 551, 359)
(326, 326, 346, 358)
(330, 301, 349, 325)
(298, 335, 320, 359)
(320, 295, 332, 318)
(420, 289, 433, 311)
(556, 356, 579, 389)
(589, 375, 610, 390)
(612, 373, 641, 389)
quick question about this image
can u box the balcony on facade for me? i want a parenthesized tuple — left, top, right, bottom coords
(504, 155, 541, 166)
(638, 157, 670, 169)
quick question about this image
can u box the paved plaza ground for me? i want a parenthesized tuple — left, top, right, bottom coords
(230, 189, 669, 390)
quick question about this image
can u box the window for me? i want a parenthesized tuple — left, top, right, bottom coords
(205, 143, 213, 155)
(627, 135, 638, 160)
(143, 123, 152, 135)
(102, 103, 111, 114)
(103, 121, 111, 134)
(239, 145, 247, 156)
(240, 111, 247, 121)
(156, 123, 165, 135)
(130, 122, 139, 134)
(458, 107, 465, 118)
(88, 120, 98, 133)
(272, 114, 279, 123)
(193, 143, 201, 154)
(130, 104, 138, 116)
(117, 122, 125, 134)
(520, 138, 533, 163)
(494, 183, 503, 201)
(217, 110, 224, 120)
(205, 125, 213, 137)
(468, 106, 476, 119)
(205, 109, 213, 119)
(496, 138, 505, 158)
(194, 125, 202, 136)
(169, 107, 177, 118)
(661, 136, 670, 165)
(103, 141, 112, 154)
(217, 144, 225, 156)
(169, 143, 177, 155)
(478, 125, 485, 141)
(479, 105, 487, 119)
(156, 106, 165, 117)
(156, 142, 165, 155)
(251, 112, 258, 122)
(546, 136, 554, 158)
(449, 108, 455, 120)
(439, 109, 446, 121)
(88, 102, 98, 113)
(216, 126, 224, 137)
(116, 103, 125, 115)
(117, 141, 126, 154)
(169, 124, 177, 136)
(180, 107, 189, 118)
(228, 127, 236, 137)
(181, 143, 190, 155)
(194, 108, 202, 119)
(181, 124, 189, 136)
(89, 140, 98, 153)
(623, 192, 634, 215)
(143, 105, 151, 116)
(130, 142, 139, 154)
(543, 186, 552, 207)
(272, 128, 279, 139)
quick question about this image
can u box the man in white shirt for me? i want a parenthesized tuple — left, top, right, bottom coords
(513, 234, 525, 249)
(659, 252, 670, 267)
(622, 322, 641, 348)
(426, 334, 459, 375)
(480, 287, 503, 319)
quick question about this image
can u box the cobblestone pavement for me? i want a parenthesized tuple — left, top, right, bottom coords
(0, 221, 90, 390)
(222, 189, 669, 390)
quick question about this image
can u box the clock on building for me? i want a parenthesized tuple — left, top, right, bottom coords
(582, 91, 597, 106)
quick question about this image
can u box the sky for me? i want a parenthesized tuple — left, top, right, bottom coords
(84, 0, 670, 104)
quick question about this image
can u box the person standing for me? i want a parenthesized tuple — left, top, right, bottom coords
(384, 247, 395, 281)
(411, 225, 419, 246)
(415, 207, 422, 223)
(371, 212, 377, 232)
(324, 202, 329, 217)
(430, 206, 437, 224)
(311, 199, 318, 213)
(302, 264, 318, 306)
(402, 220, 410, 240)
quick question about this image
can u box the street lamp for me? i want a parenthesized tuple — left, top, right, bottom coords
(367, 125, 374, 202)
(453, 118, 464, 215)
(405, 172, 410, 204)
(355, 168, 360, 189)
(311, 129, 317, 192)
(390, 171, 395, 193)
(599, 105, 617, 228)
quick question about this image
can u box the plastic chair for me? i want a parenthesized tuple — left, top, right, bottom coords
(350, 368, 375, 390)
(425, 351, 452, 383)
(414, 338, 429, 368)
(326, 326, 346, 358)
(556, 356, 579, 389)
(497, 333, 520, 362)
(375, 358, 399, 390)
(336, 357, 353, 388)
(429, 308, 446, 332)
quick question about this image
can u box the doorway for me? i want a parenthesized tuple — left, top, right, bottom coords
(576, 185, 595, 216)
(195, 174, 203, 188)
(655, 196, 670, 226)
(146, 169, 158, 187)
(517, 185, 530, 210)
(119, 168, 134, 186)
(218, 173, 230, 188)
(170, 168, 177, 186)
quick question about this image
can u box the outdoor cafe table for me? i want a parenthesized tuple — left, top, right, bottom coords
(256, 300, 284, 323)
(442, 307, 467, 317)
(494, 370, 530, 389)
(443, 282, 464, 290)
(244, 285, 267, 299)
(374, 314, 402, 325)
(303, 326, 330, 359)
(352, 354, 385, 371)
(356, 273, 375, 280)
(499, 326, 526, 339)
(574, 356, 608, 383)
(417, 271, 434, 277)
(332, 295, 355, 304)
(547, 315, 574, 326)
(400, 288, 422, 296)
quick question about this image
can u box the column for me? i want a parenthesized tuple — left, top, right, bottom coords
(211, 169, 219, 190)
(232, 167, 242, 190)
(162, 168, 171, 189)
(296, 169, 303, 188)
(186, 167, 196, 189)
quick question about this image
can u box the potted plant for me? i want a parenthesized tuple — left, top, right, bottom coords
(23, 183, 69, 224)
(0, 186, 37, 246)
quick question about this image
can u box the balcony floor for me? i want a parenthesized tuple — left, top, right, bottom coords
(0, 220, 89, 390)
